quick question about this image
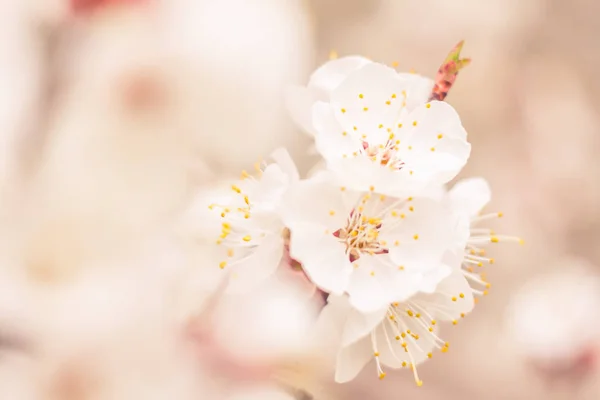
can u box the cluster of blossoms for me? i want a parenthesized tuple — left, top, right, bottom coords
(193, 43, 520, 387)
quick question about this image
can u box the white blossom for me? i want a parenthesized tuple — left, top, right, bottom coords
(179, 149, 298, 294)
(227, 387, 295, 400)
(311, 62, 471, 196)
(322, 269, 474, 385)
(505, 259, 600, 370)
(0, 9, 522, 395)
(281, 172, 461, 313)
(286, 56, 433, 138)
(286, 56, 373, 137)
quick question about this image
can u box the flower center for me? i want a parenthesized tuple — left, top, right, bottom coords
(361, 136, 404, 170)
(333, 209, 389, 262)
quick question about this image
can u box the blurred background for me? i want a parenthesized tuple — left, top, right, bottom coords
(2, 0, 600, 399)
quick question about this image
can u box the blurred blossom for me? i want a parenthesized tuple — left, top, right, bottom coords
(0, 1, 318, 397)
(20, 6, 210, 266)
(0, 1, 48, 193)
(159, 0, 315, 175)
(176, 149, 298, 295)
(324, 270, 473, 386)
(70, 0, 147, 14)
(0, 237, 207, 399)
(186, 273, 323, 371)
(183, 272, 327, 399)
(227, 386, 296, 400)
(505, 258, 600, 379)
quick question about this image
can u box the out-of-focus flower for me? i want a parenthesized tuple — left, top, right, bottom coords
(281, 173, 460, 312)
(70, 0, 147, 15)
(0, 236, 209, 400)
(160, 0, 314, 174)
(308, 63, 470, 196)
(205, 276, 320, 367)
(183, 273, 325, 397)
(227, 386, 295, 400)
(505, 260, 600, 379)
(322, 270, 473, 385)
(16, 5, 221, 276)
(178, 149, 297, 294)
(0, 0, 57, 196)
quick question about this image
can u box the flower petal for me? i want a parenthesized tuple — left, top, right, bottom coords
(315, 294, 352, 339)
(288, 225, 352, 295)
(437, 270, 475, 317)
(330, 63, 410, 135)
(326, 155, 420, 197)
(380, 198, 456, 271)
(347, 254, 404, 313)
(341, 304, 388, 347)
(448, 177, 491, 218)
(244, 163, 290, 209)
(398, 101, 471, 185)
(452, 216, 471, 258)
(322, 294, 388, 348)
(308, 56, 372, 93)
(412, 270, 475, 320)
(306, 158, 327, 178)
(225, 234, 284, 294)
(284, 84, 326, 137)
(313, 102, 362, 161)
(413, 263, 452, 294)
(269, 147, 300, 183)
(335, 336, 372, 383)
(281, 177, 359, 231)
(228, 388, 295, 400)
(396, 73, 435, 110)
(180, 191, 226, 240)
